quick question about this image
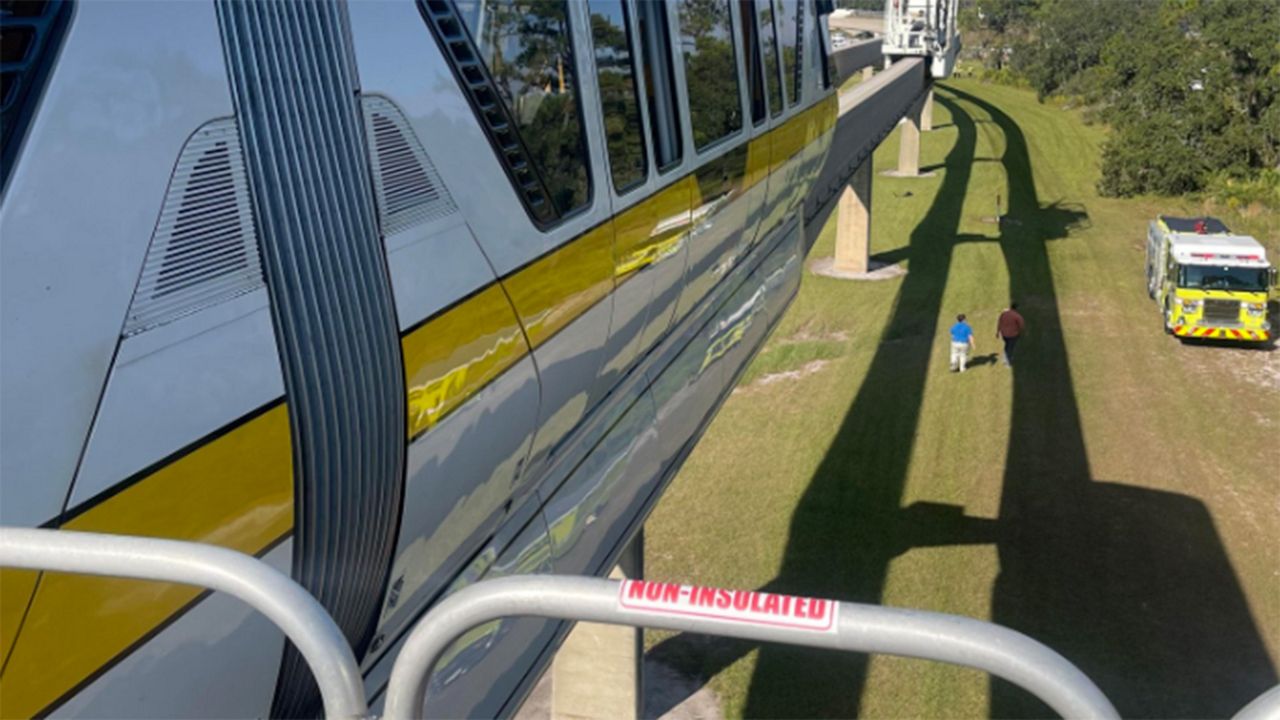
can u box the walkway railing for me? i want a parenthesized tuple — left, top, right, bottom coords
(3, 527, 1275, 720)
(380, 575, 1117, 720)
(0, 528, 368, 720)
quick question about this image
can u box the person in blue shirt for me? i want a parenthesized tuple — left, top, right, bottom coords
(949, 313, 976, 372)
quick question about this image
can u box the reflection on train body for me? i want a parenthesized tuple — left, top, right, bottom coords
(0, 0, 838, 716)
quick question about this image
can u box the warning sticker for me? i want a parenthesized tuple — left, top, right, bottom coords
(617, 580, 837, 633)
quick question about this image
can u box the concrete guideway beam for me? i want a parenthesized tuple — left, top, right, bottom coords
(830, 37, 883, 82)
(804, 57, 927, 242)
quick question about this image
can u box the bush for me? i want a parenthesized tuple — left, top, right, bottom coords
(1098, 118, 1207, 197)
(977, 66, 1030, 89)
(1206, 170, 1280, 210)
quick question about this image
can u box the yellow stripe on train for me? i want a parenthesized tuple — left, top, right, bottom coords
(0, 85, 848, 718)
(0, 404, 294, 719)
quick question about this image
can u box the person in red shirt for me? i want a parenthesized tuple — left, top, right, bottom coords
(996, 302, 1025, 367)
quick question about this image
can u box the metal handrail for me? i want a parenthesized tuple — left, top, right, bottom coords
(382, 576, 1120, 720)
(1235, 685, 1280, 720)
(0, 527, 368, 720)
(5, 528, 1274, 720)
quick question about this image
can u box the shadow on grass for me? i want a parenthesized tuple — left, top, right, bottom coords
(953, 85, 1278, 719)
(965, 352, 1000, 368)
(649, 88, 988, 717)
(647, 85, 1276, 718)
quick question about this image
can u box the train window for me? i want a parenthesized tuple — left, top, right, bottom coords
(454, 0, 591, 218)
(637, 1, 683, 172)
(739, 0, 767, 124)
(757, 0, 783, 118)
(777, 0, 802, 107)
(677, 0, 743, 151)
(588, 0, 648, 193)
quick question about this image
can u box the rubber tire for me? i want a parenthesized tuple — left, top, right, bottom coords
(1163, 302, 1173, 335)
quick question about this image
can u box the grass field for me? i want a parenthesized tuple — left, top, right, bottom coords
(644, 78, 1279, 718)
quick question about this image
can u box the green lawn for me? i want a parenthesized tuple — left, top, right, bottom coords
(644, 79, 1279, 719)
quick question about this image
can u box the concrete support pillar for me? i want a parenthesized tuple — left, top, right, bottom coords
(862, 65, 873, 82)
(921, 88, 934, 132)
(898, 98, 922, 176)
(834, 160, 873, 274)
(550, 532, 643, 720)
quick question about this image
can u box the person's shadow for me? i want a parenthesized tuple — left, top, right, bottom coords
(645, 86, 1276, 719)
(965, 352, 1000, 368)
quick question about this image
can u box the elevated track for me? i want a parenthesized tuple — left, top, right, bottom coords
(806, 44, 930, 245)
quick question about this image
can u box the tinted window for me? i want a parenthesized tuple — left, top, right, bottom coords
(739, 0, 766, 124)
(637, 1, 683, 171)
(1179, 265, 1269, 292)
(457, 0, 590, 217)
(588, 0, 648, 192)
(678, 0, 743, 150)
(777, 0, 802, 107)
(758, 0, 783, 118)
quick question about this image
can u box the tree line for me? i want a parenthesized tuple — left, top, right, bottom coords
(960, 0, 1279, 204)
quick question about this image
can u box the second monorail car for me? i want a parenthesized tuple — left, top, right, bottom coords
(0, 0, 838, 716)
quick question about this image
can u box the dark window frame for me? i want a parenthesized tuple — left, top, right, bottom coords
(739, 0, 767, 126)
(637, 0, 684, 174)
(812, 0, 832, 90)
(417, 0, 595, 231)
(676, 0, 746, 154)
(588, 0, 650, 196)
(777, 0, 803, 108)
(795, 0, 805, 103)
(758, 0, 784, 119)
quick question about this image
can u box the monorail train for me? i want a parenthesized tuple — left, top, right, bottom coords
(0, 0, 838, 716)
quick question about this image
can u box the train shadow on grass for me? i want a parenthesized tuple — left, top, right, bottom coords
(645, 87, 1275, 719)
(959, 85, 1277, 719)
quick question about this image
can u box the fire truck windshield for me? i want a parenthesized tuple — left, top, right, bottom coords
(1178, 264, 1269, 292)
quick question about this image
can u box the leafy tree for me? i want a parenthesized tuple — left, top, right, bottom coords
(1012, 0, 1157, 100)
(1096, 0, 1280, 196)
(968, 0, 1037, 34)
(959, 0, 1037, 70)
(971, 0, 1279, 196)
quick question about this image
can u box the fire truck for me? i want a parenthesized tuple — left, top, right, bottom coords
(1146, 216, 1277, 342)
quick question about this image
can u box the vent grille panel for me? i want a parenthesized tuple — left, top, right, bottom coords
(361, 95, 457, 235)
(124, 118, 264, 336)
